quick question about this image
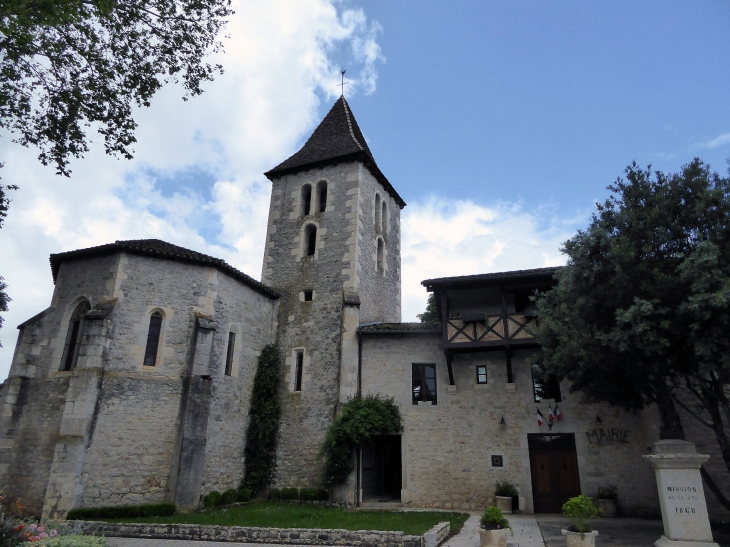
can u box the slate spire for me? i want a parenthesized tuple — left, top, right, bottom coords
(265, 96, 405, 208)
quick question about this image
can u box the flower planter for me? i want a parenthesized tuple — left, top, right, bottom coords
(479, 528, 507, 547)
(495, 496, 512, 514)
(561, 529, 598, 547)
(597, 498, 616, 517)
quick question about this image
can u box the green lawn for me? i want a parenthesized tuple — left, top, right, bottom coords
(102, 502, 469, 536)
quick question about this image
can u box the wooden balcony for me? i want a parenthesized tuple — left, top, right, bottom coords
(445, 314, 538, 348)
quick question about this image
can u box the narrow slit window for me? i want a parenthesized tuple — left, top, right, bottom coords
(306, 225, 317, 256)
(60, 301, 90, 371)
(375, 194, 381, 231)
(412, 363, 437, 405)
(224, 332, 236, 376)
(377, 238, 384, 271)
(381, 201, 388, 235)
(317, 181, 327, 213)
(143, 311, 163, 366)
(477, 365, 487, 384)
(303, 290, 313, 301)
(302, 184, 312, 216)
(295, 352, 304, 392)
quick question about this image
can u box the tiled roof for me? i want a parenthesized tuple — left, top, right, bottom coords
(49, 239, 280, 299)
(421, 267, 562, 288)
(358, 322, 441, 334)
(264, 96, 406, 208)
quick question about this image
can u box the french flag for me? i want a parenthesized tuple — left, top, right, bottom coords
(548, 404, 555, 424)
(536, 408, 545, 427)
(555, 404, 562, 422)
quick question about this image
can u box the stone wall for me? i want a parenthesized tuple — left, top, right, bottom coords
(360, 332, 660, 514)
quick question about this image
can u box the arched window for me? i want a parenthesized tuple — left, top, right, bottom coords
(301, 184, 312, 216)
(377, 238, 384, 272)
(305, 224, 317, 256)
(381, 200, 388, 236)
(317, 181, 327, 213)
(375, 194, 381, 231)
(60, 301, 90, 371)
(143, 311, 163, 366)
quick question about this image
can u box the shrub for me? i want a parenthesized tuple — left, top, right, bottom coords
(237, 488, 252, 503)
(494, 481, 519, 498)
(65, 503, 176, 520)
(597, 484, 617, 501)
(299, 488, 317, 502)
(221, 489, 238, 506)
(280, 488, 298, 501)
(320, 395, 402, 488)
(202, 491, 222, 509)
(22, 536, 108, 547)
(315, 488, 329, 502)
(268, 488, 281, 500)
(480, 506, 511, 532)
(562, 495, 601, 533)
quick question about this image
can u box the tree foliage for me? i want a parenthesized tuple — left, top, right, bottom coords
(242, 345, 281, 494)
(535, 159, 730, 503)
(320, 395, 402, 489)
(417, 293, 439, 324)
(0, 0, 233, 176)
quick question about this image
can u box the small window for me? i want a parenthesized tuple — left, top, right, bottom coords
(60, 301, 90, 371)
(412, 363, 437, 405)
(532, 363, 562, 402)
(224, 332, 236, 376)
(476, 365, 487, 384)
(381, 201, 388, 236)
(305, 224, 317, 256)
(377, 238, 384, 271)
(294, 352, 304, 392)
(317, 181, 327, 213)
(303, 290, 313, 301)
(143, 311, 163, 366)
(302, 184, 312, 216)
(375, 194, 382, 231)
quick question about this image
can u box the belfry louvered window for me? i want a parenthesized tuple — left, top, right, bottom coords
(60, 301, 90, 371)
(143, 311, 163, 366)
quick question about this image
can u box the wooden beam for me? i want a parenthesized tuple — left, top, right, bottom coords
(444, 349, 455, 386)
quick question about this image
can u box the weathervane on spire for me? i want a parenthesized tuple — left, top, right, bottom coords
(337, 69, 349, 97)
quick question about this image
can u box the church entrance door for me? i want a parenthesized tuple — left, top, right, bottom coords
(361, 436, 402, 501)
(528, 433, 581, 513)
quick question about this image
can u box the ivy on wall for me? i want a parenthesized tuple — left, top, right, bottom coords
(242, 344, 281, 493)
(320, 395, 402, 488)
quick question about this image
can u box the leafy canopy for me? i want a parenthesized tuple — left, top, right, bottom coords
(0, 0, 233, 176)
(417, 293, 439, 324)
(320, 395, 401, 488)
(535, 159, 730, 415)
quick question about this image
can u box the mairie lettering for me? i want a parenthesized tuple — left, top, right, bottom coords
(585, 427, 631, 445)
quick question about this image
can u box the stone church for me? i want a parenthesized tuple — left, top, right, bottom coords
(1, 97, 728, 520)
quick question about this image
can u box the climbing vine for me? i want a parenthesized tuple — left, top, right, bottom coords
(320, 395, 402, 488)
(242, 344, 281, 493)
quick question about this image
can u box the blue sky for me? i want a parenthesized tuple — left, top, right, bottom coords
(0, 0, 728, 378)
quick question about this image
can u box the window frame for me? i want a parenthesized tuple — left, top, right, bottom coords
(412, 363, 437, 405)
(302, 184, 312, 216)
(60, 301, 90, 371)
(476, 365, 487, 384)
(143, 311, 163, 367)
(224, 331, 236, 376)
(294, 351, 304, 392)
(317, 180, 327, 213)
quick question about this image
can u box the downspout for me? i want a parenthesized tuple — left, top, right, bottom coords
(356, 329, 362, 506)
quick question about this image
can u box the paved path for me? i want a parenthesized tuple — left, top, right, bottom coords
(108, 540, 317, 547)
(440, 513, 545, 547)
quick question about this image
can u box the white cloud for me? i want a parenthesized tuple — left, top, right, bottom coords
(0, 0, 384, 379)
(400, 198, 584, 322)
(702, 132, 730, 149)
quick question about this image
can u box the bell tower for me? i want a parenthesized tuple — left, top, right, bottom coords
(261, 96, 405, 492)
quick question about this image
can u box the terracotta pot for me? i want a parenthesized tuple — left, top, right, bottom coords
(561, 529, 598, 547)
(495, 496, 512, 514)
(479, 528, 507, 547)
(597, 498, 617, 517)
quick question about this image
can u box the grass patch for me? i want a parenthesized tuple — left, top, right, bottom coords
(99, 502, 469, 536)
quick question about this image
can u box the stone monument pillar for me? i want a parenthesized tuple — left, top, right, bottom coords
(643, 440, 719, 547)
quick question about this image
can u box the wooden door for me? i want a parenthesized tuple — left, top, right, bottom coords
(528, 434, 581, 513)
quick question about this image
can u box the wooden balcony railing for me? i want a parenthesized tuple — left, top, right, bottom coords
(445, 314, 538, 345)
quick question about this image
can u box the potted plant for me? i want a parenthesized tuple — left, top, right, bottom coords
(596, 485, 617, 517)
(494, 480, 519, 514)
(561, 495, 601, 547)
(479, 506, 512, 547)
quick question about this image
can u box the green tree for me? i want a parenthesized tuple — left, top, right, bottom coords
(0, 180, 16, 346)
(535, 158, 730, 506)
(417, 293, 439, 324)
(1, 0, 233, 176)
